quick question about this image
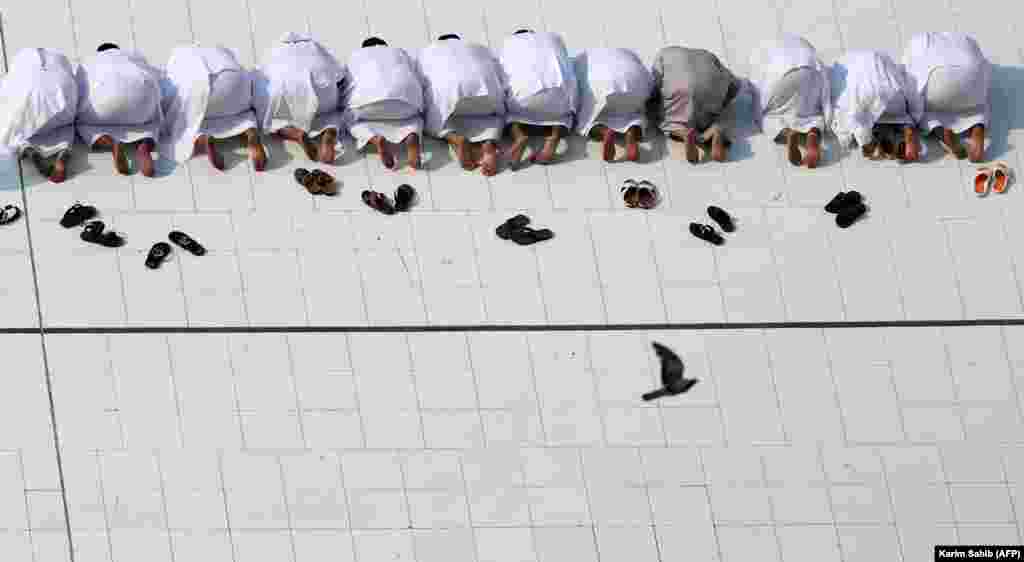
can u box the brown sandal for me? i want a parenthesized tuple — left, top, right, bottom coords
(311, 169, 337, 196)
(295, 168, 320, 194)
(621, 179, 640, 208)
(636, 180, 659, 209)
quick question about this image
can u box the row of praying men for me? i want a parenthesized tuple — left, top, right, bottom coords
(0, 31, 991, 183)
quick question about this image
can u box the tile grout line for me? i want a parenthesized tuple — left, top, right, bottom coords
(0, 14, 77, 561)
(273, 456, 300, 562)
(94, 452, 115, 561)
(998, 451, 1024, 542)
(940, 327, 970, 440)
(153, 451, 178, 562)
(816, 442, 848, 562)
(162, 336, 188, 448)
(15, 451, 40, 562)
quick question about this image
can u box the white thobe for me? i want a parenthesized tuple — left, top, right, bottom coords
(0, 48, 78, 160)
(902, 32, 991, 134)
(417, 40, 506, 142)
(500, 32, 577, 129)
(253, 32, 346, 155)
(829, 50, 924, 148)
(160, 45, 258, 163)
(748, 35, 831, 137)
(343, 46, 424, 149)
(574, 48, 652, 136)
(76, 49, 164, 145)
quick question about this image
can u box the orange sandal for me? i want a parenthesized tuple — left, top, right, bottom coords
(974, 167, 993, 197)
(992, 162, 1013, 194)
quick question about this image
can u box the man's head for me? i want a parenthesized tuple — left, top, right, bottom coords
(438, 33, 460, 41)
(514, 29, 533, 35)
(362, 37, 387, 48)
(97, 43, 120, 53)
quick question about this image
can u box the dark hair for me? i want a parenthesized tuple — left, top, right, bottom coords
(514, 29, 533, 35)
(438, 33, 460, 41)
(97, 43, 120, 53)
(362, 37, 388, 48)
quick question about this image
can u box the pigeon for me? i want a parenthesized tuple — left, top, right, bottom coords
(642, 341, 698, 401)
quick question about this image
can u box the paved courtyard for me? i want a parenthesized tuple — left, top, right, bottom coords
(1, 0, 1023, 560)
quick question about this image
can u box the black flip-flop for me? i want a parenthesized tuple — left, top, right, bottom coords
(80, 220, 125, 248)
(824, 191, 862, 214)
(509, 226, 554, 246)
(0, 204, 22, 226)
(689, 223, 724, 246)
(836, 203, 867, 228)
(60, 202, 97, 228)
(707, 206, 735, 233)
(394, 184, 416, 212)
(145, 242, 172, 269)
(362, 190, 396, 215)
(496, 214, 531, 240)
(168, 230, 206, 256)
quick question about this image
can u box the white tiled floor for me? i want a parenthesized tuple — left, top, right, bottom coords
(2, 0, 1024, 560)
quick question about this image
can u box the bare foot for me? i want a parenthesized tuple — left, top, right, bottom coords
(480, 141, 498, 176)
(710, 131, 728, 162)
(903, 127, 920, 162)
(507, 138, 528, 169)
(137, 139, 156, 177)
(968, 124, 986, 163)
(941, 127, 967, 159)
(803, 129, 820, 169)
(205, 136, 224, 171)
(372, 137, 395, 169)
(601, 128, 616, 162)
(625, 126, 641, 162)
(684, 129, 700, 164)
(246, 129, 267, 172)
(49, 152, 68, 183)
(319, 129, 337, 164)
(113, 142, 130, 175)
(406, 133, 421, 171)
(93, 135, 115, 149)
(785, 129, 802, 166)
(453, 137, 476, 170)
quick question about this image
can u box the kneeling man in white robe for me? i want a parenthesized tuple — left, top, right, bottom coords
(0, 48, 78, 183)
(76, 43, 164, 177)
(749, 35, 830, 169)
(344, 37, 425, 172)
(253, 32, 345, 164)
(902, 32, 991, 162)
(500, 29, 577, 167)
(161, 44, 267, 172)
(829, 50, 924, 162)
(418, 33, 505, 176)
(575, 47, 652, 162)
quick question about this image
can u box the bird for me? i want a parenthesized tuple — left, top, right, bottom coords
(642, 341, 698, 401)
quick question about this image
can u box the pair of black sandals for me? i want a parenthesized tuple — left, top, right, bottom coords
(362, 184, 416, 215)
(825, 191, 867, 228)
(0, 204, 22, 226)
(61, 202, 125, 247)
(495, 214, 554, 246)
(689, 206, 735, 246)
(146, 232, 206, 270)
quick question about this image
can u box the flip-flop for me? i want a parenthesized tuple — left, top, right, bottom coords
(496, 214, 531, 240)
(836, 203, 867, 228)
(824, 191, 862, 214)
(0, 204, 22, 226)
(80, 220, 125, 248)
(168, 230, 206, 256)
(689, 223, 724, 246)
(294, 168, 321, 194)
(60, 202, 97, 228)
(509, 226, 554, 246)
(975, 167, 993, 197)
(361, 190, 396, 215)
(311, 169, 338, 196)
(992, 162, 1013, 194)
(394, 184, 416, 212)
(621, 179, 640, 208)
(636, 180, 658, 210)
(707, 206, 735, 233)
(145, 242, 172, 269)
